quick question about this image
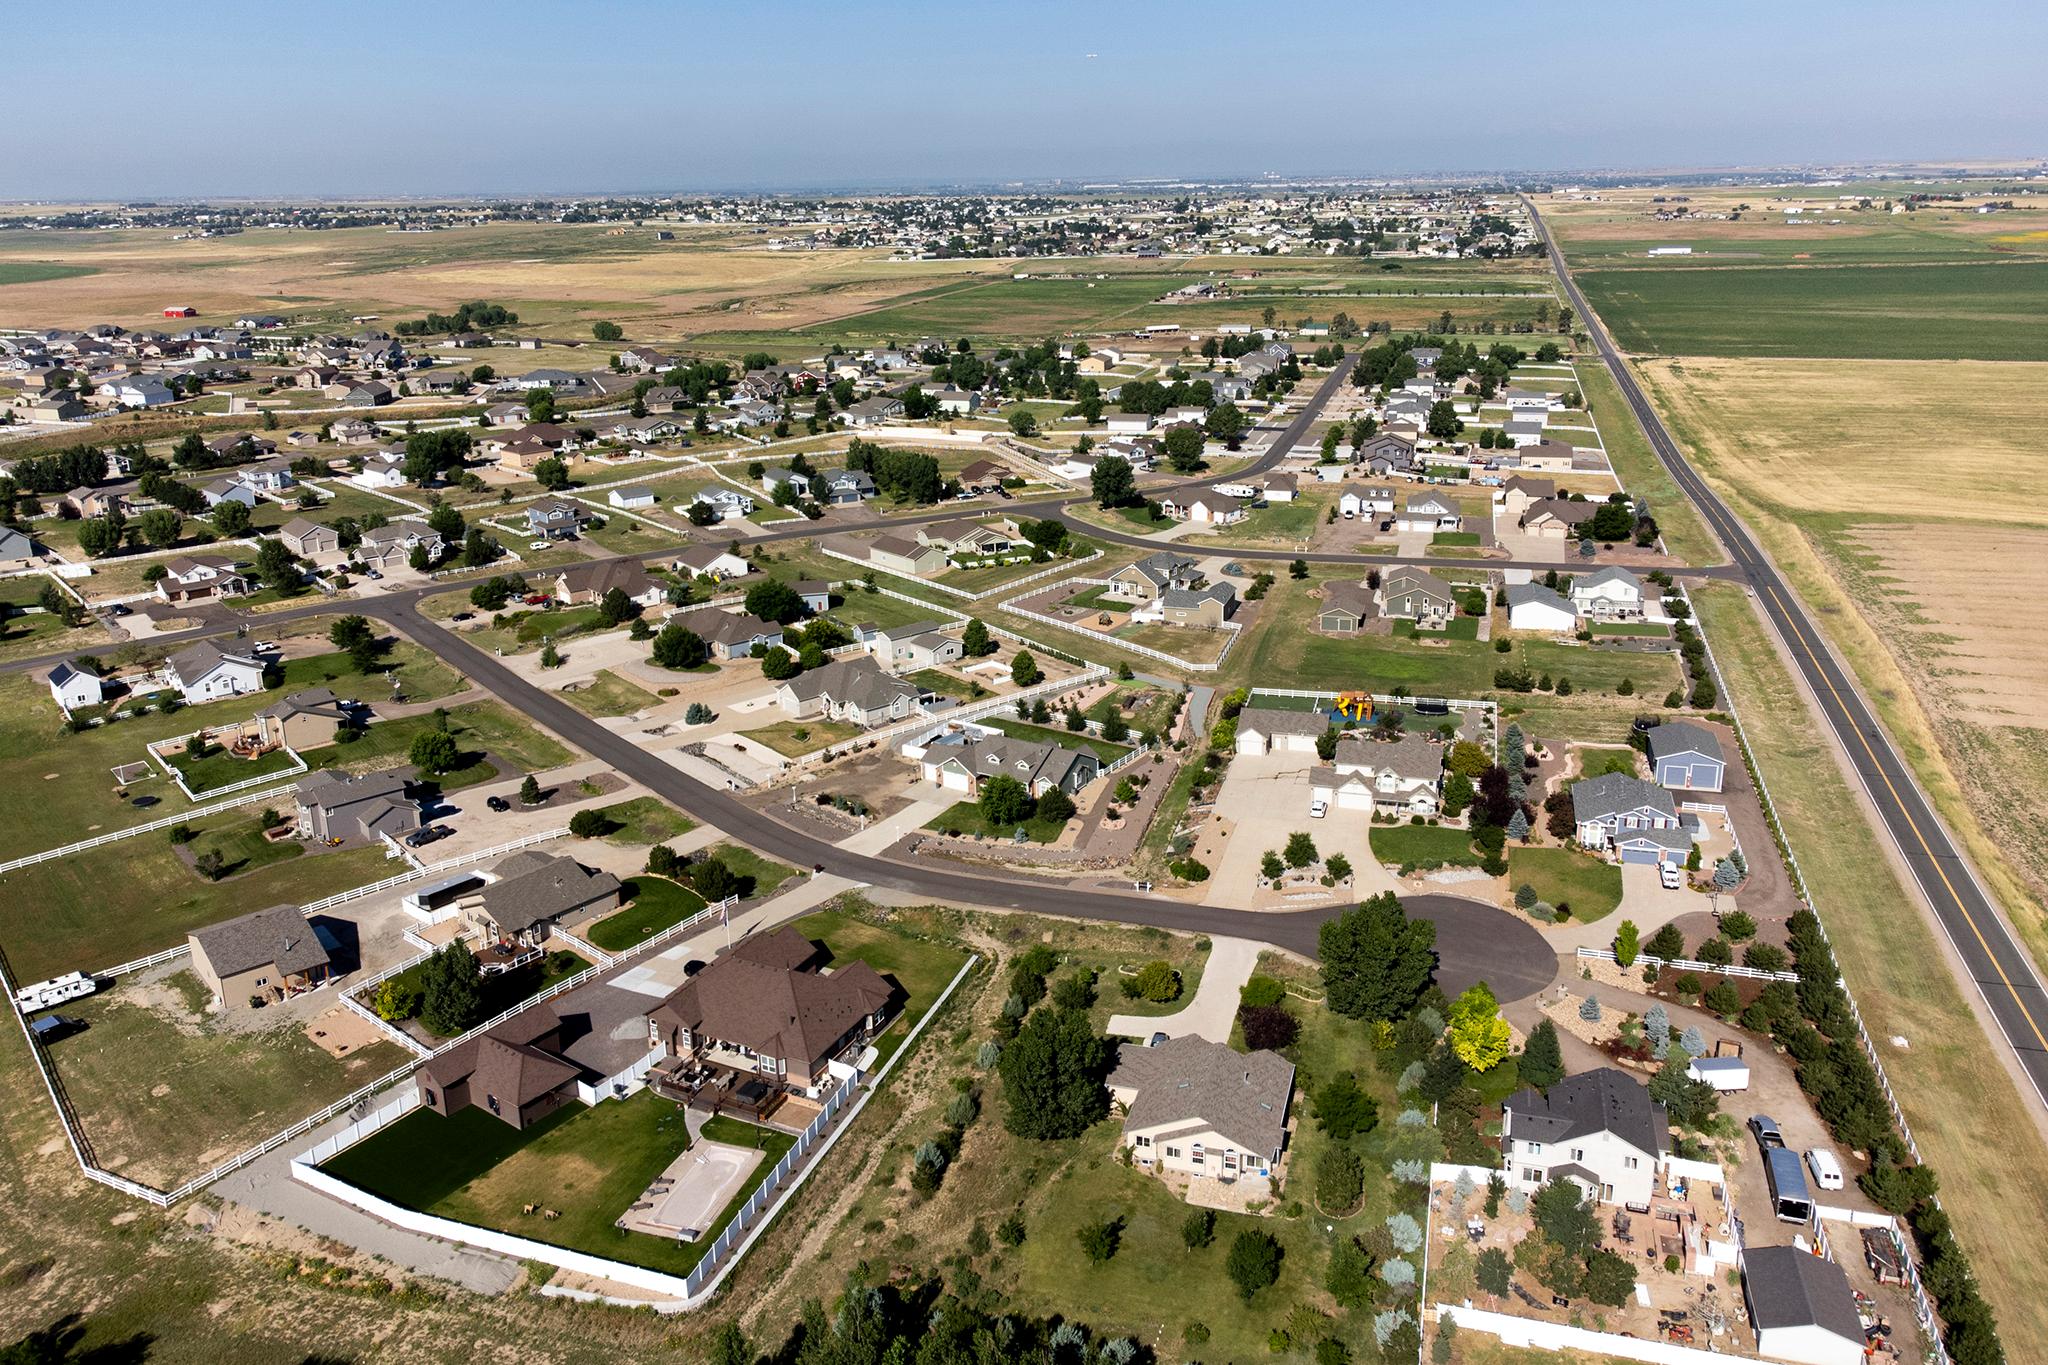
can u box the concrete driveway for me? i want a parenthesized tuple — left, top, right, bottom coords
(1106, 935, 1261, 1043)
(1546, 863, 1730, 952)
(1201, 751, 1398, 907)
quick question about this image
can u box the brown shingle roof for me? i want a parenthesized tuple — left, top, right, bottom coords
(649, 930, 895, 1073)
(190, 904, 330, 979)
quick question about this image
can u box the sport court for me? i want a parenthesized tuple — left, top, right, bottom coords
(617, 1139, 763, 1241)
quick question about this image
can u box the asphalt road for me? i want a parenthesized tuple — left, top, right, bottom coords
(380, 595, 1555, 1003)
(1526, 195, 2048, 1108)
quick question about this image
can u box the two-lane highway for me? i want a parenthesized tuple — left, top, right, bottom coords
(1525, 196, 2048, 1109)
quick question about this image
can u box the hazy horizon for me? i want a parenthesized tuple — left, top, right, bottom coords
(5, 0, 2044, 200)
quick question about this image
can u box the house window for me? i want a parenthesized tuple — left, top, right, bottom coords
(1523, 1167, 1542, 1183)
(1570, 1148, 1584, 1162)
(1134, 1135, 1151, 1147)
(1624, 1156, 1639, 1170)
(1523, 1141, 1543, 1155)
(1164, 1146, 1180, 1159)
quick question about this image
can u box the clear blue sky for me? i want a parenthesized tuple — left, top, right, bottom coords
(10, 1, 2042, 198)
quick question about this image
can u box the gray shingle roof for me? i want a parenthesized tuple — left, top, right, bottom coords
(1237, 705, 1328, 739)
(1506, 582, 1573, 612)
(1109, 1036, 1294, 1156)
(481, 852, 622, 935)
(781, 655, 920, 712)
(1504, 1067, 1668, 1158)
(1644, 721, 1723, 765)
(191, 904, 330, 979)
(1334, 732, 1444, 781)
(1743, 1245, 1864, 1342)
(1570, 771, 1677, 824)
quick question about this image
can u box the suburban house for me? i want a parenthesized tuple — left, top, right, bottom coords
(278, 516, 343, 561)
(843, 395, 905, 426)
(956, 459, 1009, 493)
(776, 655, 923, 726)
(1742, 1246, 1868, 1365)
(689, 486, 756, 521)
(1569, 566, 1646, 620)
(918, 730, 1100, 797)
(1338, 486, 1396, 519)
(417, 1005, 579, 1130)
(465, 851, 623, 949)
(619, 346, 672, 372)
(1520, 498, 1599, 539)
(1310, 733, 1444, 815)
(869, 620, 963, 672)
(931, 386, 977, 415)
(356, 520, 444, 572)
(1517, 438, 1580, 473)
(814, 469, 878, 505)
(760, 466, 810, 498)
(554, 558, 664, 608)
(165, 641, 265, 703)
(671, 608, 785, 661)
(607, 484, 657, 510)
(200, 478, 258, 510)
(646, 927, 897, 1105)
(0, 526, 34, 568)
(1374, 565, 1456, 628)
(1106, 551, 1203, 603)
(257, 688, 354, 751)
(1396, 493, 1464, 534)
(1643, 722, 1726, 793)
(156, 554, 250, 604)
(1502, 415, 1549, 447)
(1317, 581, 1374, 633)
(1502, 1067, 1668, 1207)
(1234, 706, 1328, 756)
(1502, 386, 1565, 411)
(1105, 411, 1154, 435)
(1357, 433, 1417, 475)
(526, 499, 592, 540)
(1505, 582, 1577, 632)
(45, 660, 103, 714)
(1160, 491, 1247, 526)
(1148, 580, 1238, 629)
(670, 545, 751, 582)
(1108, 1036, 1294, 1198)
(917, 519, 1013, 560)
(1262, 473, 1298, 503)
(864, 533, 950, 577)
(1571, 772, 1688, 864)
(1500, 475, 1556, 518)
(293, 769, 421, 843)
(187, 904, 333, 1010)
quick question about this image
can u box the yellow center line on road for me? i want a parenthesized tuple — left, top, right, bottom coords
(1762, 581, 2048, 1054)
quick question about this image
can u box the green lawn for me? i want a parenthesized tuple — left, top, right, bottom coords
(182, 813, 301, 880)
(323, 700, 574, 793)
(559, 669, 660, 718)
(905, 668, 985, 700)
(737, 718, 863, 758)
(592, 796, 694, 846)
(927, 799, 1068, 844)
(1431, 530, 1481, 547)
(162, 740, 301, 794)
(1590, 620, 1672, 638)
(379, 949, 590, 1040)
(1393, 616, 1480, 641)
(586, 876, 708, 952)
(1576, 746, 1642, 780)
(274, 641, 464, 705)
(703, 842, 799, 898)
(1508, 846, 1623, 922)
(982, 716, 1134, 764)
(1368, 823, 1480, 868)
(789, 908, 972, 1064)
(0, 825, 391, 981)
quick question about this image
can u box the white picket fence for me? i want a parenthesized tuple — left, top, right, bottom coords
(996, 582, 1242, 672)
(150, 731, 309, 802)
(819, 668, 1107, 761)
(818, 544, 1103, 602)
(0, 782, 290, 875)
(1574, 945, 1797, 984)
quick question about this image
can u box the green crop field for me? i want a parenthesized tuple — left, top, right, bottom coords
(0, 261, 98, 286)
(1577, 262, 2048, 360)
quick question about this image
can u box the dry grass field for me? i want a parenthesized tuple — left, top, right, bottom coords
(1636, 357, 2048, 525)
(1694, 582, 2048, 1350)
(1635, 353, 2048, 968)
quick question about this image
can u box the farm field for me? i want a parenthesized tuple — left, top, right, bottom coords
(1693, 583, 2048, 1349)
(1576, 261, 2048, 360)
(1633, 354, 2048, 963)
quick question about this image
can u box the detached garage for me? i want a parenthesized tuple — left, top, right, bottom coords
(1644, 721, 1727, 793)
(1743, 1245, 1867, 1365)
(1235, 705, 1327, 756)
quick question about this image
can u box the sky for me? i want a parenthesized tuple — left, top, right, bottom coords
(8, 1, 2043, 200)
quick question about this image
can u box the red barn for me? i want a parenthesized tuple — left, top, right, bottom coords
(162, 305, 197, 318)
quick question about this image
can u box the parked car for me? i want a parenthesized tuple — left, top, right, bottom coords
(1749, 1114, 1786, 1151)
(528, 540, 550, 551)
(485, 795, 510, 812)
(1309, 798, 1328, 819)
(1659, 862, 1682, 890)
(1806, 1148, 1845, 1191)
(28, 1014, 85, 1042)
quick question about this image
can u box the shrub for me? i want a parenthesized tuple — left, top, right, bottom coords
(1239, 974, 1286, 1008)
(1316, 1144, 1365, 1213)
(1182, 1207, 1216, 1249)
(1131, 959, 1181, 1003)
(1225, 1229, 1282, 1301)
(1077, 1215, 1123, 1263)
(1238, 1003, 1298, 1050)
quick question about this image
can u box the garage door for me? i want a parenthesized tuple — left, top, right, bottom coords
(1618, 843, 1661, 865)
(942, 769, 972, 793)
(1236, 734, 1266, 756)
